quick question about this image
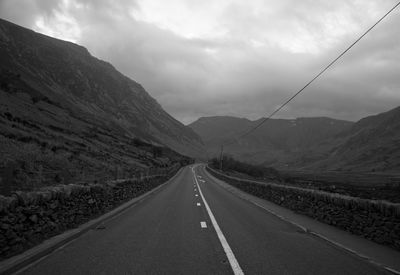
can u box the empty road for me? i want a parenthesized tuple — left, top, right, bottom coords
(20, 165, 386, 274)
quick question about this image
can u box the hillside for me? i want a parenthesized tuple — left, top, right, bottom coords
(0, 18, 205, 157)
(190, 116, 252, 141)
(0, 18, 203, 192)
(190, 107, 400, 172)
(189, 116, 353, 167)
(304, 106, 400, 172)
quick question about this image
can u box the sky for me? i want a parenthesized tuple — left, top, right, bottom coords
(0, 0, 399, 124)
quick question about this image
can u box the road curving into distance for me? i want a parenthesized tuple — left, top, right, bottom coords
(20, 164, 387, 275)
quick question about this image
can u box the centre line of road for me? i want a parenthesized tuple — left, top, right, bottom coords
(193, 167, 244, 275)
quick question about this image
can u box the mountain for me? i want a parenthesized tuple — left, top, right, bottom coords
(190, 107, 400, 172)
(0, 18, 205, 192)
(0, 18, 204, 157)
(189, 116, 353, 166)
(305, 106, 400, 172)
(189, 116, 252, 142)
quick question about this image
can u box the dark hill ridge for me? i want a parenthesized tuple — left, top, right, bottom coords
(189, 115, 353, 165)
(190, 116, 251, 141)
(0, 18, 204, 193)
(0, 18, 204, 158)
(189, 107, 400, 172)
(191, 116, 352, 145)
(308, 106, 400, 172)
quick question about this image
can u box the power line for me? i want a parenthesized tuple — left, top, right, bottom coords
(225, 1, 400, 146)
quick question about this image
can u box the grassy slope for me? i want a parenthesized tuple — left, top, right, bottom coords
(0, 19, 195, 194)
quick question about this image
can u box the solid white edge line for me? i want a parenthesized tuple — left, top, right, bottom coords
(193, 167, 244, 275)
(203, 166, 400, 275)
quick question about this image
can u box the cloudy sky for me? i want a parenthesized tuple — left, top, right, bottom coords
(0, 0, 399, 124)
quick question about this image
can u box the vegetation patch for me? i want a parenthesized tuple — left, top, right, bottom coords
(209, 155, 280, 180)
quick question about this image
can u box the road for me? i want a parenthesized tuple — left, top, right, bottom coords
(20, 165, 386, 274)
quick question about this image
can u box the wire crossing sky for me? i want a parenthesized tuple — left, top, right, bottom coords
(233, 0, 400, 143)
(1, 0, 399, 124)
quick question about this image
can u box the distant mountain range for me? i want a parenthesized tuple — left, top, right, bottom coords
(189, 106, 400, 172)
(0, 18, 205, 159)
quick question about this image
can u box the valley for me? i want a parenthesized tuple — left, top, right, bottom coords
(189, 107, 400, 173)
(0, 10, 399, 275)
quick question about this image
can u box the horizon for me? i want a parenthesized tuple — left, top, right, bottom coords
(1, 0, 399, 125)
(186, 113, 360, 125)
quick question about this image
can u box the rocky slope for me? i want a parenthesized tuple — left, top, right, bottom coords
(0, 18, 204, 158)
(0, 18, 203, 193)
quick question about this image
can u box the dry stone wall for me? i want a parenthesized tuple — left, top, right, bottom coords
(0, 167, 180, 260)
(207, 167, 400, 251)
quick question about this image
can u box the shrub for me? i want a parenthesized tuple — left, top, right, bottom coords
(209, 155, 280, 180)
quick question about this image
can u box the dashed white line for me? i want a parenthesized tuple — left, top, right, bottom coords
(195, 194, 198, 197)
(197, 203, 201, 206)
(200, 221, 207, 228)
(193, 167, 244, 275)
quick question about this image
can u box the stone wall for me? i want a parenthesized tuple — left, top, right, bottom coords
(0, 168, 180, 260)
(207, 167, 400, 251)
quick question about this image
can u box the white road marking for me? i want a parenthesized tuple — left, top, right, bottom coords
(195, 194, 198, 197)
(200, 221, 207, 228)
(193, 167, 244, 275)
(197, 203, 201, 206)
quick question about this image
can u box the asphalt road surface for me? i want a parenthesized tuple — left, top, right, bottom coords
(21, 165, 387, 275)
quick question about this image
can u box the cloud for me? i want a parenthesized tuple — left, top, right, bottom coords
(0, 0, 399, 124)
